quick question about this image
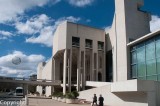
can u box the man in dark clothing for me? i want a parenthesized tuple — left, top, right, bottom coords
(99, 94, 104, 106)
(92, 94, 97, 106)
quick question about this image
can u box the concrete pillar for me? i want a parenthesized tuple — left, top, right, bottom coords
(77, 50, 81, 91)
(23, 84, 28, 97)
(91, 52, 95, 81)
(82, 51, 86, 90)
(25, 95, 28, 105)
(63, 49, 67, 94)
(96, 52, 99, 81)
(68, 49, 72, 92)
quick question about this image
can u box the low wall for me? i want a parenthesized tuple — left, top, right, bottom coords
(78, 80, 149, 106)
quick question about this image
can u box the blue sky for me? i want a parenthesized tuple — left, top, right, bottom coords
(0, 0, 160, 78)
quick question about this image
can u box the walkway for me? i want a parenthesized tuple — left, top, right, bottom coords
(28, 98, 90, 106)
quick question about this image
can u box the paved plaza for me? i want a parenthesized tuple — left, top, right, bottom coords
(28, 98, 91, 106)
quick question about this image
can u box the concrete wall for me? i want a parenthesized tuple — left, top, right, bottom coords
(37, 62, 46, 95)
(79, 84, 147, 106)
(36, 59, 53, 96)
(53, 22, 67, 56)
(108, 0, 151, 82)
(79, 80, 160, 106)
(41, 59, 53, 96)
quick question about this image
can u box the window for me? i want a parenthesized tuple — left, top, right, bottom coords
(98, 41, 104, 50)
(85, 39, 92, 48)
(130, 34, 160, 82)
(146, 39, 155, 60)
(72, 37, 80, 47)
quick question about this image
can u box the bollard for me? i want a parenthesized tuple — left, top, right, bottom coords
(25, 95, 28, 106)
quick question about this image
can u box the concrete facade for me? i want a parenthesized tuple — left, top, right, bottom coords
(37, 0, 160, 105)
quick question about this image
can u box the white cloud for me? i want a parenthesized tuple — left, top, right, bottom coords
(0, 0, 60, 23)
(0, 30, 13, 40)
(0, 30, 12, 36)
(15, 14, 52, 35)
(67, 0, 95, 7)
(0, 51, 45, 77)
(150, 15, 160, 32)
(26, 26, 54, 47)
(24, 15, 81, 47)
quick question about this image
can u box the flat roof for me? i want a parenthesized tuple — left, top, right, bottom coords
(127, 29, 160, 46)
(60, 21, 105, 31)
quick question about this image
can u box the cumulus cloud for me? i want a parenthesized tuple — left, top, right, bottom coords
(15, 14, 52, 35)
(67, 0, 95, 7)
(21, 15, 81, 47)
(0, 30, 13, 40)
(150, 15, 160, 32)
(0, 51, 45, 77)
(0, 0, 60, 23)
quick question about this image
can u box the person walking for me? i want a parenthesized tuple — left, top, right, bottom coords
(92, 94, 97, 106)
(98, 94, 104, 106)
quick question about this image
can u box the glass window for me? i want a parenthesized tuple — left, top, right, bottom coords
(157, 58, 160, 74)
(146, 59, 156, 76)
(72, 37, 80, 47)
(137, 47, 145, 63)
(137, 62, 146, 77)
(131, 65, 137, 78)
(85, 39, 92, 48)
(156, 40, 160, 58)
(98, 41, 104, 50)
(131, 51, 137, 64)
(147, 75, 157, 81)
(138, 77, 146, 80)
(146, 39, 155, 60)
(158, 75, 160, 81)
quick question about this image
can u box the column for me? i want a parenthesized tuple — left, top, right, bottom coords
(23, 84, 28, 97)
(68, 49, 72, 92)
(96, 52, 99, 81)
(91, 52, 94, 81)
(103, 51, 106, 81)
(63, 49, 67, 94)
(77, 50, 81, 91)
(81, 51, 85, 90)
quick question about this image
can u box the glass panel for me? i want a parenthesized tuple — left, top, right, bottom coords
(132, 51, 137, 64)
(146, 59, 156, 76)
(146, 39, 155, 60)
(72, 37, 80, 46)
(147, 75, 157, 81)
(138, 77, 146, 80)
(85, 39, 92, 48)
(137, 47, 145, 63)
(131, 65, 137, 78)
(156, 40, 160, 58)
(137, 62, 146, 77)
(158, 75, 160, 81)
(157, 58, 160, 74)
(98, 41, 104, 50)
(131, 46, 136, 51)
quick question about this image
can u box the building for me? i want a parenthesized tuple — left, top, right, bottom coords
(37, 0, 160, 106)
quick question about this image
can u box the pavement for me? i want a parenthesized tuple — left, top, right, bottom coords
(28, 98, 91, 106)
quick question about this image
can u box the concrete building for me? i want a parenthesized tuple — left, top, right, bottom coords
(37, 0, 160, 105)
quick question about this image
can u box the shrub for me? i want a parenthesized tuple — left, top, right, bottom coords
(57, 92, 63, 97)
(66, 92, 74, 99)
(72, 91, 79, 99)
(66, 91, 79, 99)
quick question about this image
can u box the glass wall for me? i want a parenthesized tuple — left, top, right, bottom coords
(131, 34, 160, 81)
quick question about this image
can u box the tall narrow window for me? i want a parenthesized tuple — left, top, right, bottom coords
(98, 41, 104, 50)
(85, 39, 92, 48)
(72, 37, 80, 47)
